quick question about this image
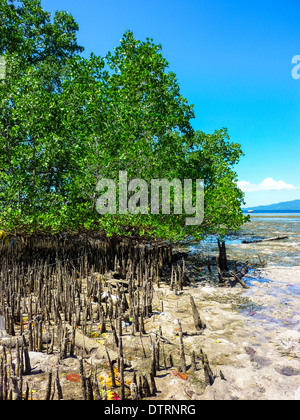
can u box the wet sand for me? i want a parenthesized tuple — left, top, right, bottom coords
(194, 265, 300, 400)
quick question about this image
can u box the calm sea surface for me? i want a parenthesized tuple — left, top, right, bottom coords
(190, 212, 300, 267)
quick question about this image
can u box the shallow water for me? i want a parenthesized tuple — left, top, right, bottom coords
(188, 215, 300, 331)
(190, 214, 300, 267)
(239, 265, 300, 333)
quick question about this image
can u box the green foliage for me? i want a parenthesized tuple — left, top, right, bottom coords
(0, 0, 84, 65)
(0, 0, 248, 241)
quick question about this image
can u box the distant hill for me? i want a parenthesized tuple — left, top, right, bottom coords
(243, 199, 300, 211)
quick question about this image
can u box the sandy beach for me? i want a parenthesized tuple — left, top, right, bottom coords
(199, 265, 300, 400)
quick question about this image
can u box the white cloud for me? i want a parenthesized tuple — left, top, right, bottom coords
(237, 177, 300, 192)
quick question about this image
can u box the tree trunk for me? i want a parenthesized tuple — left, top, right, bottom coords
(217, 239, 229, 271)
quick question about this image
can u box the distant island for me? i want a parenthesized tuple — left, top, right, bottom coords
(243, 199, 300, 212)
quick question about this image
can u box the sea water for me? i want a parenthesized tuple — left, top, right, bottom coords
(190, 212, 300, 267)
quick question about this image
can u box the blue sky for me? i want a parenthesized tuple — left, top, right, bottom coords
(43, 0, 300, 207)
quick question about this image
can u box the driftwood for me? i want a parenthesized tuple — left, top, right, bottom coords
(216, 258, 250, 288)
(226, 263, 249, 289)
(229, 270, 250, 289)
(242, 236, 288, 244)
